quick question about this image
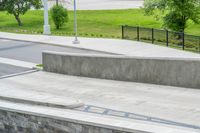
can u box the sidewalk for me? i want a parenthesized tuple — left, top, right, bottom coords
(1, 32, 200, 59)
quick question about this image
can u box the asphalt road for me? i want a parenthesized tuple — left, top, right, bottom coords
(0, 39, 109, 77)
(0, 39, 109, 64)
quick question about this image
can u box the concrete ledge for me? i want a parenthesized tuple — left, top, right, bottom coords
(43, 51, 200, 89)
(0, 89, 83, 109)
(0, 57, 37, 69)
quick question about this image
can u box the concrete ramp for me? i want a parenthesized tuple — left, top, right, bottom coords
(43, 51, 200, 89)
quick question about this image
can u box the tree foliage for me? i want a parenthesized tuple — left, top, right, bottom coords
(50, 5, 68, 29)
(144, 0, 200, 32)
(0, 0, 42, 26)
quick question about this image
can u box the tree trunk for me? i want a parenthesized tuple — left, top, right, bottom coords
(56, 0, 58, 6)
(56, 25, 59, 29)
(13, 13, 22, 26)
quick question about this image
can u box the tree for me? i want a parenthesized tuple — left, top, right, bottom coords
(0, 0, 42, 26)
(144, 0, 200, 32)
(50, 5, 68, 29)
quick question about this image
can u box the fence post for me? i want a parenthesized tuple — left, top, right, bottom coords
(182, 32, 185, 50)
(122, 25, 124, 39)
(137, 26, 140, 41)
(166, 30, 169, 47)
(199, 37, 200, 53)
(152, 28, 154, 44)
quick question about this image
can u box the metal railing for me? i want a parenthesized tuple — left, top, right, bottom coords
(122, 25, 200, 53)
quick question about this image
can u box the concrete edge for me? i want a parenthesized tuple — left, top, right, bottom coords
(0, 105, 151, 133)
(0, 57, 37, 69)
(0, 95, 84, 109)
(0, 101, 198, 133)
(43, 50, 200, 61)
(0, 69, 39, 79)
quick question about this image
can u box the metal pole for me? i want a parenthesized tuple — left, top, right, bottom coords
(73, 0, 80, 44)
(166, 30, 169, 47)
(182, 32, 185, 50)
(122, 25, 124, 39)
(43, 0, 51, 35)
(199, 37, 200, 53)
(152, 28, 154, 44)
(137, 26, 140, 41)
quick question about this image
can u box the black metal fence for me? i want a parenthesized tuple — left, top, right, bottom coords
(122, 25, 200, 53)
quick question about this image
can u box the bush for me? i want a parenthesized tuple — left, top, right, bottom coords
(50, 5, 69, 29)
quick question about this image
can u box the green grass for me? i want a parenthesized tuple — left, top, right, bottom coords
(36, 64, 43, 68)
(0, 9, 200, 38)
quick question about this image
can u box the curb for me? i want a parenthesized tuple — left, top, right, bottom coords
(0, 94, 84, 109)
(0, 57, 37, 69)
(0, 69, 39, 79)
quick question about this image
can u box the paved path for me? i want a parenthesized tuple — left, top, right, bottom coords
(1, 32, 200, 60)
(0, 71, 200, 133)
(0, 39, 111, 64)
(48, 0, 144, 10)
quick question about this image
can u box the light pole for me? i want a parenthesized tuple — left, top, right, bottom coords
(73, 0, 80, 44)
(43, 0, 51, 35)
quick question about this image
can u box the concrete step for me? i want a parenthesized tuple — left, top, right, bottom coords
(0, 89, 84, 109)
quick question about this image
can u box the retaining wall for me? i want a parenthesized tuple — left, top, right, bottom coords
(43, 51, 200, 89)
(0, 109, 134, 133)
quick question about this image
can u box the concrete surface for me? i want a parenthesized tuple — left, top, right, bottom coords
(0, 71, 200, 129)
(0, 57, 36, 68)
(48, 0, 144, 10)
(0, 63, 31, 77)
(1, 32, 200, 132)
(1, 32, 200, 59)
(0, 87, 83, 109)
(43, 51, 200, 89)
(0, 39, 111, 64)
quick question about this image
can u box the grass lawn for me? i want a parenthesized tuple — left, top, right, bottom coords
(0, 9, 200, 38)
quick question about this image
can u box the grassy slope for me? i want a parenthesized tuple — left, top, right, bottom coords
(0, 9, 200, 38)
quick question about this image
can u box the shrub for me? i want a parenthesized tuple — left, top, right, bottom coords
(50, 5, 69, 29)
